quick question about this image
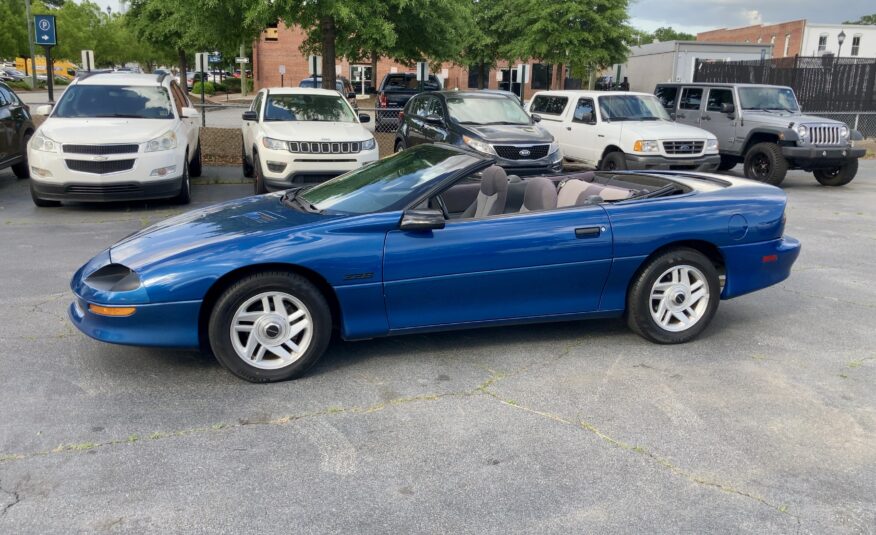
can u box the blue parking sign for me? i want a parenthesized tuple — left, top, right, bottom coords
(35, 15, 57, 46)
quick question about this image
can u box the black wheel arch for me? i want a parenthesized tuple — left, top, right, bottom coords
(741, 129, 785, 155)
(626, 240, 726, 304)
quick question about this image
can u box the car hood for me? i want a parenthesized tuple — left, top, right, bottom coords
(109, 193, 334, 270)
(460, 123, 554, 143)
(743, 111, 840, 127)
(258, 121, 373, 142)
(622, 121, 716, 140)
(39, 118, 175, 144)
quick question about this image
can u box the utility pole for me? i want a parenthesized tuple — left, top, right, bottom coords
(239, 43, 247, 97)
(24, 0, 38, 88)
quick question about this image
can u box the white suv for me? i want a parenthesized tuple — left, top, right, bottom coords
(28, 72, 201, 206)
(242, 87, 378, 193)
(527, 90, 720, 172)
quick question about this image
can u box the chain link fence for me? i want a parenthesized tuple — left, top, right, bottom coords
(807, 112, 876, 139)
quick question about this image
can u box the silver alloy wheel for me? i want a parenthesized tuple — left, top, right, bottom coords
(230, 291, 313, 370)
(649, 265, 710, 333)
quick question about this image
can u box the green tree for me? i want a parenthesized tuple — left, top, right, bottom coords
(0, 0, 30, 59)
(845, 14, 876, 24)
(632, 26, 696, 47)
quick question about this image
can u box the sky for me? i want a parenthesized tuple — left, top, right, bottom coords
(630, 0, 875, 34)
(87, 0, 875, 35)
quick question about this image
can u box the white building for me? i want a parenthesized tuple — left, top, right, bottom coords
(801, 23, 876, 58)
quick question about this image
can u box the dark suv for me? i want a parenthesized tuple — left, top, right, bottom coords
(395, 91, 561, 175)
(375, 72, 442, 130)
(0, 82, 35, 179)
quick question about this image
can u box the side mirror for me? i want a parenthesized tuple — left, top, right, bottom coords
(35, 104, 53, 116)
(400, 209, 445, 231)
(721, 102, 735, 115)
(347, 91, 356, 99)
(531, 113, 542, 123)
(358, 112, 371, 123)
(242, 110, 258, 122)
(424, 114, 444, 126)
(181, 106, 200, 119)
(669, 111, 677, 120)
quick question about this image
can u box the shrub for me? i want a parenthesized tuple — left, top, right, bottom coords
(214, 82, 227, 93)
(223, 77, 253, 93)
(7, 80, 30, 91)
(192, 81, 215, 96)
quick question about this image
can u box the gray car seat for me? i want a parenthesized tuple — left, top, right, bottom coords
(519, 177, 558, 212)
(461, 165, 509, 218)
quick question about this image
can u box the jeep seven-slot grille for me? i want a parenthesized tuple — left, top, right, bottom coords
(63, 144, 140, 155)
(808, 125, 843, 145)
(493, 144, 550, 160)
(289, 141, 361, 154)
(66, 159, 136, 174)
(662, 141, 704, 155)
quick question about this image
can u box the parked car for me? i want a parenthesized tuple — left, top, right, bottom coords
(241, 87, 378, 193)
(68, 143, 801, 382)
(528, 90, 720, 172)
(395, 90, 562, 175)
(2, 68, 26, 82)
(375, 72, 442, 130)
(28, 72, 201, 206)
(298, 76, 358, 110)
(655, 83, 865, 186)
(0, 82, 35, 179)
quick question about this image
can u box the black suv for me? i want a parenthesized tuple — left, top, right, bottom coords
(395, 91, 561, 175)
(375, 72, 442, 130)
(0, 82, 35, 179)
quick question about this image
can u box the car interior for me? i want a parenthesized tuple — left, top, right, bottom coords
(426, 165, 691, 220)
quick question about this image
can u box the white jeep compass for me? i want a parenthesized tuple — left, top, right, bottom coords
(28, 72, 201, 206)
(242, 87, 379, 193)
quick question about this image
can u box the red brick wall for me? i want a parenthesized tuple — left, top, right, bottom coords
(697, 20, 807, 58)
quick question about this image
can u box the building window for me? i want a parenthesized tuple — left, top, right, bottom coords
(784, 34, 791, 56)
(530, 63, 552, 90)
(757, 37, 763, 44)
(770, 35, 776, 45)
(264, 22, 279, 41)
(851, 35, 861, 56)
(818, 34, 828, 53)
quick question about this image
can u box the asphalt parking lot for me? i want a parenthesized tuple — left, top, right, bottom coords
(1, 163, 874, 534)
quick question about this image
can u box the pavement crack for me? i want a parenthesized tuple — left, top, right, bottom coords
(0, 478, 22, 519)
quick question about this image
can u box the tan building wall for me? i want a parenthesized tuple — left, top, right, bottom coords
(697, 20, 806, 58)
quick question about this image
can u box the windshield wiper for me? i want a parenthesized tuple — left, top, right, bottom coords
(281, 188, 320, 213)
(458, 121, 486, 125)
(483, 121, 529, 125)
(92, 114, 152, 118)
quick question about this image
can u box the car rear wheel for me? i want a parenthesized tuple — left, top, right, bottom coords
(717, 155, 737, 171)
(208, 272, 332, 382)
(394, 139, 406, 153)
(743, 142, 787, 186)
(253, 152, 267, 194)
(600, 151, 627, 171)
(813, 159, 857, 187)
(626, 248, 720, 344)
(11, 133, 32, 179)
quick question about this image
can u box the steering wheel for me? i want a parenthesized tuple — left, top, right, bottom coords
(433, 194, 450, 219)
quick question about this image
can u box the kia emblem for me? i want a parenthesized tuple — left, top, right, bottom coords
(519, 149, 531, 157)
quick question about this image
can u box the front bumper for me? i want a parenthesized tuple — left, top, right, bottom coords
(781, 145, 865, 165)
(69, 298, 202, 349)
(258, 146, 380, 188)
(491, 149, 564, 176)
(32, 176, 182, 202)
(720, 236, 801, 299)
(624, 153, 720, 171)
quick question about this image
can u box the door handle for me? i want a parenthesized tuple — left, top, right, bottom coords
(701, 115, 711, 120)
(575, 226, 602, 239)
(566, 126, 571, 131)
(676, 113, 686, 119)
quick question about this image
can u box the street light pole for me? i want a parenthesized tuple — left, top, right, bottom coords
(837, 30, 846, 58)
(24, 0, 38, 88)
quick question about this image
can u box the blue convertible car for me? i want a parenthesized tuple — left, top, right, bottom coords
(70, 144, 800, 382)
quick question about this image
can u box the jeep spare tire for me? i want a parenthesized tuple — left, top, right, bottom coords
(743, 142, 788, 186)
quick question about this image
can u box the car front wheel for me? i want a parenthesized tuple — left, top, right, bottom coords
(626, 248, 720, 344)
(394, 138, 406, 153)
(12, 133, 32, 179)
(189, 141, 202, 178)
(743, 142, 788, 186)
(253, 152, 267, 194)
(813, 159, 857, 187)
(208, 272, 332, 382)
(600, 152, 627, 171)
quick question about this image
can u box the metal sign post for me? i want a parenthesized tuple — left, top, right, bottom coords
(279, 65, 286, 87)
(416, 61, 428, 92)
(81, 50, 94, 72)
(34, 15, 57, 102)
(196, 52, 209, 127)
(516, 63, 529, 102)
(25, 0, 38, 88)
(308, 55, 322, 88)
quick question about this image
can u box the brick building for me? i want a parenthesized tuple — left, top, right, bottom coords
(252, 22, 564, 95)
(698, 20, 876, 59)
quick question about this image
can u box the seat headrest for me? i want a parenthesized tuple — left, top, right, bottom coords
(557, 179, 589, 207)
(481, 165, 509, 196)
(521, 177, 558, 212)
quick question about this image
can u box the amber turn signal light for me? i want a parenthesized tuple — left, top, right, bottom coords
(88, 304, 137, 317)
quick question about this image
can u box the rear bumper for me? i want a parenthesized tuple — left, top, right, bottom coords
(625, 153, 720, 171)
(781, 145, 865, 166)
(720, 236, 801, 299)
(31, 176, 183, 202)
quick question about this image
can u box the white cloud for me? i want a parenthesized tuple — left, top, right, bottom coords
(743, 10, 764, 25)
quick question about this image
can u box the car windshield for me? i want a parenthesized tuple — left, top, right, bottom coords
(446, 96, 531, 125)
(598, 95, 670, 121)
(263, 94, 355, 122)
(52, 85, 174, 119)
(738, 87, 799, 112)
(299, 79, 344, 92)
(300, 145, 480, 214)
(383, 75, 441, 91)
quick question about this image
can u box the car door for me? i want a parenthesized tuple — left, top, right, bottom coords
(702, 87, 737, 152)
(654, 85, 679, 118)
(242, 91, 263, 159)
(382, 205, 614, 330)
(676, 87, 704, 126)
(562, 97, 598, 165)
(403, 95, 427, 147)
(421, 95, 450, 144)
(170, 82, 197, 156)
(0, 88, 10, 162)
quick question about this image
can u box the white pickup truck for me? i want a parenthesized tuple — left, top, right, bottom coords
(526, 90, 721, 172)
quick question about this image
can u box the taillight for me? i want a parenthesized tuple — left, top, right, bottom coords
(378, 92, 387, 107)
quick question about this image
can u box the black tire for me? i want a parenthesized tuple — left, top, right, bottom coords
(171, 152, 192, 205)
(253, 152, 268, 194)
(716, 155, 737, 172)
(394, 138, 406, 153)
(600, 151, 627, 171)
(30, 182, 61, 207)
(188, 141, 202, 178)
(208, 271, 332, 383)
(242, 144, 254, 178)
(743, 142, 788, 186)
(11, 133, 32, 179)
(813, 159, 857, 187)
(626, 248, 720, 344)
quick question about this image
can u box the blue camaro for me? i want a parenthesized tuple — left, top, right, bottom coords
(70, 144, 800, 382)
